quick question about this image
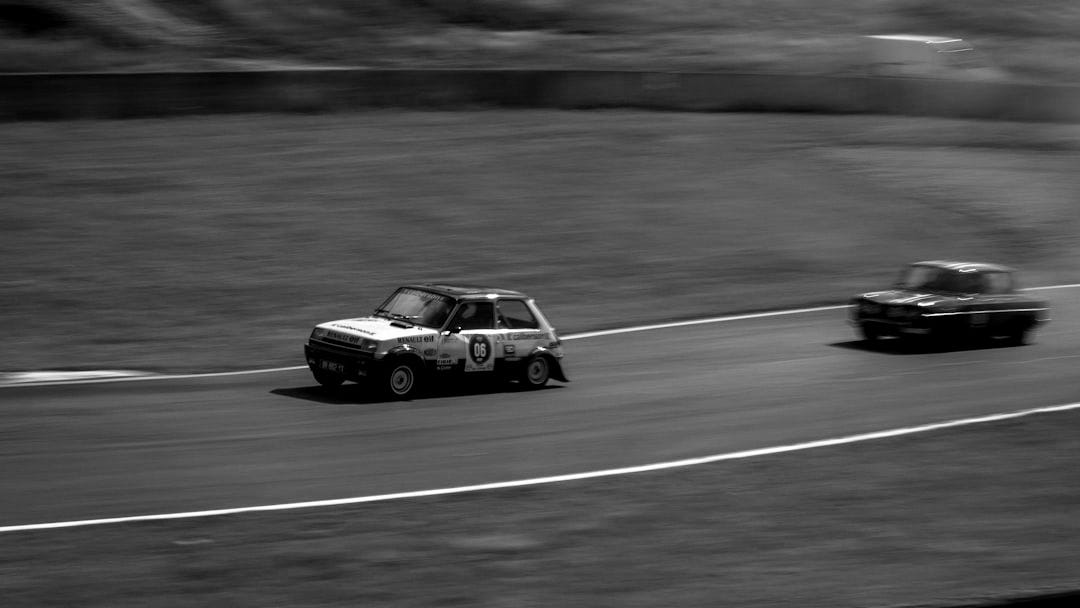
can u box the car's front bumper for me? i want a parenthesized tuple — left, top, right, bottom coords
(305, 342, 376, 381)
(851, 304, 932, 337)
(856, 318, 931, 336)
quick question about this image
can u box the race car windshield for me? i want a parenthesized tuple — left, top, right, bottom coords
(374, 288, 454, 328)
(897, 266, 984, 294)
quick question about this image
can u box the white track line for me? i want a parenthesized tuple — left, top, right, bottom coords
(1026, 283, 1080, 291)
(2, 282, 1075, 388)
(0, 304, 862, 387)
(4, 400, 1079, 533)
(563, 304, 845, 340)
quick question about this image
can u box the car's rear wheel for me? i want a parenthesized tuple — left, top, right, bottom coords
(520, 355, 550, 389)
(383, 359, 421, 399)
(312, 369, 344, 387)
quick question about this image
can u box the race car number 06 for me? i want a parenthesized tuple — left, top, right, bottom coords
(469, 335, 491, 364)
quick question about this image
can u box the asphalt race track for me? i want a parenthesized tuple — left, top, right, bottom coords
(3, 288, 1079, 528)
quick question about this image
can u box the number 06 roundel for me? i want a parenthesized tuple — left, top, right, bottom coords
(466, 334, 494, 372)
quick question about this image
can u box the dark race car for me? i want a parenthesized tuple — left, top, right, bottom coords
(304, 284, 569, 399)
(850, 261, 1049, 348)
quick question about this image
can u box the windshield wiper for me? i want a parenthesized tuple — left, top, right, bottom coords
(388, 313, 422, 326)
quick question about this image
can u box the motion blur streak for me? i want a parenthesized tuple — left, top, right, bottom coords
(2, 283, 1076, 388)
(3, 400, 1079, 534)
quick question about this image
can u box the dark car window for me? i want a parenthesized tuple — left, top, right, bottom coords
(898, 265, 938, 291)
(982, 272, 1012, 294)
(951, 271, 982, 294)
(449, 302, 494, 330)
(900, 266, 999, 294)
(497, 300, 540, 329)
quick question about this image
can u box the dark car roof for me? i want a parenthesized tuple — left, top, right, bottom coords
(911, 260, 1014, 273)
(403, 283, 529, 300)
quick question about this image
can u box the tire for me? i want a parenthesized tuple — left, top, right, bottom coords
(1006, 322, 1030, 347)
(312, 369, 344, 387)
(858, 322, 880, 342)
(520, 355, 550, 389)
(383, 359, 421, 400)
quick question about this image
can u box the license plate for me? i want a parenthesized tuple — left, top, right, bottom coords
(319, 360, 345, 374)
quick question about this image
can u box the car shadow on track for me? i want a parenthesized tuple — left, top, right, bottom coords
(830, 338, 1018, 355)
(831, 339, 927, 355)
(271, 381, 563, 406)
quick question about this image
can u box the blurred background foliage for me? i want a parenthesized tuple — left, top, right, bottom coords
(0, 0, 1078, 80)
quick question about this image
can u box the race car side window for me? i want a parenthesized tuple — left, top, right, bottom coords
(497, 300, 539, 329)
(449, 302, 495, 331)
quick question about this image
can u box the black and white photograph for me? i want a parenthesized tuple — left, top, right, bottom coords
(2, 2, 1079, 606)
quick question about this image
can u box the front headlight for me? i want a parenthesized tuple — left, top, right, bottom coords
(311, 327, 329, 340)
(360, 339, 379, 353)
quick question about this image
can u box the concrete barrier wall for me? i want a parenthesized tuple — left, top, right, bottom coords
(1, 69, 1078, 122)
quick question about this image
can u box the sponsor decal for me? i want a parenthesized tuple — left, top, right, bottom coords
(400, 288, 453, 305)
(465, 334, 494, 372)
(331, 323, 375, 335)
(326, 330, 364, 345)
(397, 335, 435, 344)
(507, 331, 548, 341)
(423, 348, 436, 356)
(503, 344, 516, 355)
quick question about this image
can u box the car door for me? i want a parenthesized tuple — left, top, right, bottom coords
(496, 298, 553, 366)
(439, 301, 499, 373)
(979, 271, 1023, 333)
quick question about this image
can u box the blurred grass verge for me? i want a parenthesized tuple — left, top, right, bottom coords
(4, 406, 1080, 606)
(0, 1, 1079, 82)
(1, 111, 1078, 373)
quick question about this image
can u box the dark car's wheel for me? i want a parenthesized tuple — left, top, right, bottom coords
(1006, 322, 1031, 347)
(312, 369, 345, 388)
(520, 355, 550, 389)
(858, 323, 880, 342)
(383, 359, 421, 399)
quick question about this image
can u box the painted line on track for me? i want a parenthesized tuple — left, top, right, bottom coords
(1, 282, 1075, 388)
(0, 304, 858, 387)
(562, 304, 845, 340)
(3, 399, 1079, 533)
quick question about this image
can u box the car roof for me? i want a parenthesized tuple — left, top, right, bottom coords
(911, 260, 1014, 273)
(402, 283, 530, 300)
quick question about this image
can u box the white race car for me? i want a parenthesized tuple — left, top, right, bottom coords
(304, 284, 569, 399)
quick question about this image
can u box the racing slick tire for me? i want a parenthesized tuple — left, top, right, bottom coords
(519, 354, 550, 389)
(312, 369, 345, 388)
(382, 358, 422, 400)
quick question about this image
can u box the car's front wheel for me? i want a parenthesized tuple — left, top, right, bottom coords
(858, 322, 880, 342)
(1005, 321, 1031, 347)
(520, 355, 550, 389)
(383, 359, 421, 400)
